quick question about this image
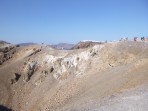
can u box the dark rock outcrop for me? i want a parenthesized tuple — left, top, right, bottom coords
(11, 73, 21, 84)
(0, 105, 13, 111)
(0, 46, 17, 65)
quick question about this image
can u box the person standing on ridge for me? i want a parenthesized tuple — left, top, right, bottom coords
(134, 37, 138, 42)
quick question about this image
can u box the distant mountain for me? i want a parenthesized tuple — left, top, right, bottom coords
(17, 42, 37, 46)
(51, 43, 75, 50)
(71, 41, 104, 49)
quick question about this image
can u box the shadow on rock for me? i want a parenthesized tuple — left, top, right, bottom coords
(0, 105, 13, 111)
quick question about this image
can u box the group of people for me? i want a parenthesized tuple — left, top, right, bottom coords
(134, 37, 147, 42)
(120, 37, 148, 42)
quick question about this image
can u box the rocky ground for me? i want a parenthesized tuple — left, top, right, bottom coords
(0, 41, 148, 111)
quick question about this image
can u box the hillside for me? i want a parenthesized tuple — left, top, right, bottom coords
(17, 43, 37, 46)
(0, 41, 148, 111)
(71, 41, 103, 49)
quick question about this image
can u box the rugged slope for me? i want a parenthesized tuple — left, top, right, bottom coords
(0, 41, 148, 111)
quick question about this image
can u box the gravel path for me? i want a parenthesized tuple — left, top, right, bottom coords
(91, 84, 148, 111)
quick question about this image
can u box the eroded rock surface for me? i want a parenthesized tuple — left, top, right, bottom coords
(0, 41, 148, 111)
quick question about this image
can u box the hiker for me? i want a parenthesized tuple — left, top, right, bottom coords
(134, 37, 138, 42)
(146, 37, 148, 42)
(120, 38, 123, 41)
(141, 37, 145, 41)
(125, 37, 128, 41)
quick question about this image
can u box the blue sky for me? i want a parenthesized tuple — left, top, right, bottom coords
(0, 0, 148, 44)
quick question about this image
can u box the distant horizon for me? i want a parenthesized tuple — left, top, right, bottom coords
(1, 0, 148, 44)
(1, 36, 148, 45)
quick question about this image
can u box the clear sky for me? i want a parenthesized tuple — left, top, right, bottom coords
(0, 0, 148, 44)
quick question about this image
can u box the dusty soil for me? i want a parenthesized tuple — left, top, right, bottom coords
(0, 41, 148, 111)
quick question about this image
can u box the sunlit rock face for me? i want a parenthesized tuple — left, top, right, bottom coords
(0, 41, 148, 111)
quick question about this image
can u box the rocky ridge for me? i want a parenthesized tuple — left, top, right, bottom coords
(0, 41, 148, 111)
